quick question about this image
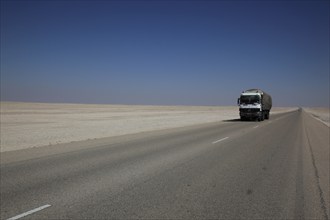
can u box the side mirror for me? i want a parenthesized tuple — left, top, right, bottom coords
(237, 98, 240, 105)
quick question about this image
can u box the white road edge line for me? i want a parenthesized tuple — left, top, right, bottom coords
(7, 204, 51, 220)
(253, 125, 259, 128)
(212, 137, 229, 144)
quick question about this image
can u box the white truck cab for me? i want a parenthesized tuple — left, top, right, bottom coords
(238, 89, 272, 121)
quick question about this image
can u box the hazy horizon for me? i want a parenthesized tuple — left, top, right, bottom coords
(0, 100, 326, 109)
(1, 1, 329, 107)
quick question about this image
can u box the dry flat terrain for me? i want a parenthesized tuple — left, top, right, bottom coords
(0, 102, 300, 152)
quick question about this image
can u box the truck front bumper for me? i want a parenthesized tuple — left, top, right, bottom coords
(239, 109, 262, 119)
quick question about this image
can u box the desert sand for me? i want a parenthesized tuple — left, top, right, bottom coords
(1, 102, 298, 152)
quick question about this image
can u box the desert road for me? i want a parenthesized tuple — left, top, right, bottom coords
(1, 110, 329, 219)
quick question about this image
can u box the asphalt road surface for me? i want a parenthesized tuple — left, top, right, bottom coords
(1, 110, 329, 219)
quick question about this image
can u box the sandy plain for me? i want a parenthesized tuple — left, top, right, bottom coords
(0, 102, 304, 152)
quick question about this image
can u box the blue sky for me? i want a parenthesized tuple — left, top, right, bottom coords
(1, 0, 329, 107)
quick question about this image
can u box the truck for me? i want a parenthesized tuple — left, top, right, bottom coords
(237, 89, 272, 121)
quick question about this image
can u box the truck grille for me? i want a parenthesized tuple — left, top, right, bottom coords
(240, 108, 260, 113)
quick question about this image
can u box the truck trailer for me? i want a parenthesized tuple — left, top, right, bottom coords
(237, 89, 272, 121)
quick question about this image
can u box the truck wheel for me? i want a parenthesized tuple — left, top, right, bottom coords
(265, 112, 269, 120)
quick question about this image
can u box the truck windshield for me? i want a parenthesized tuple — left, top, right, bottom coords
(240, 95, 260, 104)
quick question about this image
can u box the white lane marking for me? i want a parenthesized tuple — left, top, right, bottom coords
(212, 137, 229, 144)
(7, 204, 51, 220)
(253, 125, 259, 128)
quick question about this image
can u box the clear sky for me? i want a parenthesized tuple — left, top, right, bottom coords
(1, 0, 329, 107)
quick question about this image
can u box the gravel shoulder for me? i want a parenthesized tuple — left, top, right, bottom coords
(304, 108, 330, 127)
